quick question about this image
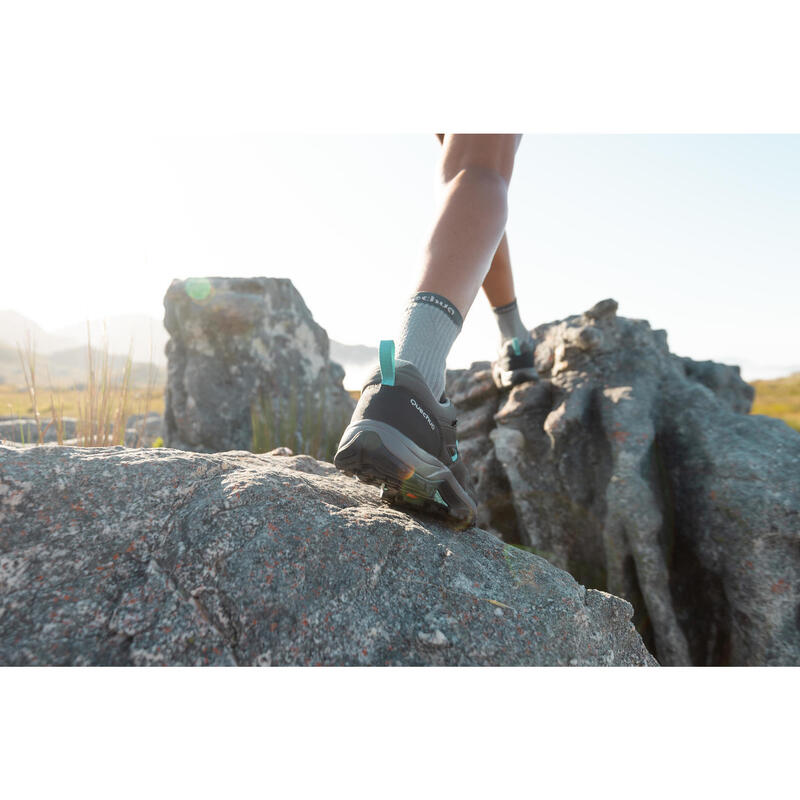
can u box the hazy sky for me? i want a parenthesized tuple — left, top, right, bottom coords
(2, 133, 798, 380)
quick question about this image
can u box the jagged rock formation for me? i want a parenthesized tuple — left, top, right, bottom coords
(0, 442, 655, 666)
(163, 277, 354, 459)
(446, 299, 800, 667)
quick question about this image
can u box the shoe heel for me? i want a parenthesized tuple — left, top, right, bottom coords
(334, 423, 476, 530)
(334, 428, 409, 482)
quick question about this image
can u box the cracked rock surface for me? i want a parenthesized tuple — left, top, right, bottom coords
(446, 299, 800, 666)
(0, 442, 654, 666)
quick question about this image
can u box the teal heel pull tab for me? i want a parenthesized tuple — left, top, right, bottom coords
(379, 340, 395, 386)
(511, 337, 522, 356)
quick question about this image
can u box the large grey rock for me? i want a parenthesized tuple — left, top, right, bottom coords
(0, 442, 655, 666)
(163, 277, 354, 459)
(446, 299, 800, 666)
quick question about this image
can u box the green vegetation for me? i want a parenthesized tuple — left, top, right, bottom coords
(751, 373, 800, 432)
(251, 376, 349, 461)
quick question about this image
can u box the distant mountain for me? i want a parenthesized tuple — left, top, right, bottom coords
(0, 310, 168, 365)
(328, 339, 377, 368)
(0, 338, 165, 389)
(329, 339, 378, 391)
(52, 314, 168, 365)
(0, 309, 81, 354)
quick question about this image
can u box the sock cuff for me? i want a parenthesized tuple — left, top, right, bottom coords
(491, 298, 518, 315)
(409, 291, 464, 329)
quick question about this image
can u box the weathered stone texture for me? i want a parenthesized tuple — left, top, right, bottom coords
(163, 277, 353, 458)
(446, 299, 800, 666)
(0, 442, 654, 667)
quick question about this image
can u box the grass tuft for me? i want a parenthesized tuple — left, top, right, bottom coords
(13, 323, 161, 447)
(251, 372, 349, 461)
(16, 333, 44, 444)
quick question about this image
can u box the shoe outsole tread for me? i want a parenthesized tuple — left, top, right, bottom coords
(334, 428, 475, 531)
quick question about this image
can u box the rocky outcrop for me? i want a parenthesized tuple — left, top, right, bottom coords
(0, 442, 655, 666)
(163, 277, 354, 459)
(446, 299, 800, 667)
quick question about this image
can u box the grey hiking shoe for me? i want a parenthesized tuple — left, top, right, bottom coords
(333, 340, 477, 530)
(491, 336, 539, 390)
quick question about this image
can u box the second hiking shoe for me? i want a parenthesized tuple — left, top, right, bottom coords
(491, 336, 539, 390)
(333, 340, 477, 530)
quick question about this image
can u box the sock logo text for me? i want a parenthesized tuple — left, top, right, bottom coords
(412, 292, 463, 327)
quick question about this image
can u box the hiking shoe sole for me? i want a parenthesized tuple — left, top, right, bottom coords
(334, 418, 477, 531)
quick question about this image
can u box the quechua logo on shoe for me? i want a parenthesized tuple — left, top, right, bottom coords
(410, 397, 435, 431)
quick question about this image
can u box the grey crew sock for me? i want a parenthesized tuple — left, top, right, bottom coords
(395, 291, 463, 402)
(491, 298, 531, 346)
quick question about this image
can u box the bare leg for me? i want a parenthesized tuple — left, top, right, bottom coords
(418, 134, 522, 318)
(434, 134, 517, 309)
(332, 134, 524, 528)
(481, 232, 516, 308)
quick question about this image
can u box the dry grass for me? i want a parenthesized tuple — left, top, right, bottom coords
(750, 373, 800, 432)
(15, 333, 45, 443)
(7, 325, 162, 446)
